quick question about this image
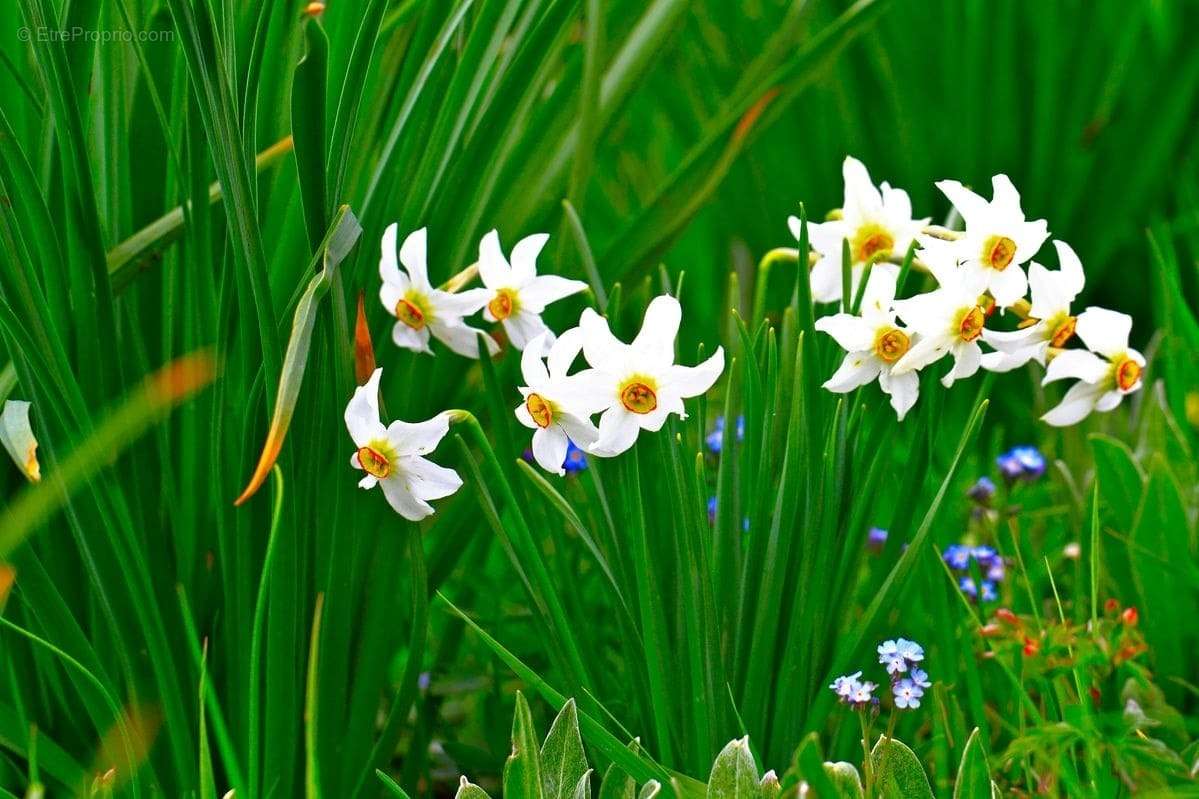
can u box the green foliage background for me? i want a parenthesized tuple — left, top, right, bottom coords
(0, 0, 1197, 796)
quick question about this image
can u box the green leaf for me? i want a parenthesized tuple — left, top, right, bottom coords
(505, 691, 545, 799)
(572, 769, 594, 799)
(541, 699, 589, 799)
(638, 782, 662, 799)
(1088, 434, 1145, 532)
(823, 762, 863, 799)
(707, 737, 759, 799)
(292, 19, 330, 250)
(453, 776, 491, 799)
(953, 728, 992, 799)
(871, 736, 934, 799)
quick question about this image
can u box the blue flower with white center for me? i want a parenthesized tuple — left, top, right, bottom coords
(562, 439, 588, 473)
(979, 580, 998, 602)
(909, 667, 931, 689)
(984, 558, 1005, 581)
(959, 575, 978, 599)
(867, 526, 888, 551)
(848, 680, 877, 708)
(997, 445, 1046, 483)
(943, 544, 972, 570)
(971, 545, 998, 564)
(877, 639, 911, 674)
(830, 671, 863, 701)
(895, 638, 924, 665)
(967, 475, 996, 504)
(892, 678, 923, 709)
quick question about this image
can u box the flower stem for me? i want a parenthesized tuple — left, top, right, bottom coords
(859, 709, 874, 798)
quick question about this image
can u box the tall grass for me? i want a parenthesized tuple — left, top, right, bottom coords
(0, 0, 1196, 796)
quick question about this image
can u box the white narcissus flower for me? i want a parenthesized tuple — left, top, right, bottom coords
(935, 175, 1049, 308)
(1041, 308, 1145, 426)
(0, 400, 40, 482)
(478, 230, 588, 350)
(814, 265, 920, 420)
(982, 240, 1085, 372)
(345, 368, 463, 520)
(572, 295, 725, 457)
(787, 156, 928, 304)
(891, 261, 990, 388)
(515, 330, 600, 476)
(379, 225, 499, 358)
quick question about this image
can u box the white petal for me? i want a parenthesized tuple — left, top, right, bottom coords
(433, 287, 490, 319)
(878, 369, 918, 420)
(823, 353, 882, 392)
(399, 227, 431, 290)
(546, 327, 584, 380)
(553, 369, 617, 417)
(515, 399, 538, 430)
(510, 233, 550, 285)
(387, 412, 451, 457)
(430, 320, 499, 358)
(892, 291, 949, 335)
(935, 180, 991, 228)
(1050, 240, 1085, 300)
(990, 174, 1024, 218)
(1075, 307, 1132, 358)
(590, 407, 642, 456)
(665, 347, 724, 398)
(477, 229, 511, 288)
(879, 183, 913, 225)
(808, 253, 845, 303)
(406, 455, 463, 501)
(380, 281, 404, 317)
(532, 426, 569, 476)
(891, 334, 950, 375)
(380, 474, 435, 520)
(358, 474, 378, 490)
(941, 342, 981, 388)
(380, 224, 405, 287)
(859, 264, 899, 321)
(579, 308, 630, 372)
(983, 324, 1044, 355)
(841, 156, 883, 223)
(392, 322, 433, 355)
(814, 313, 874, 352)
(1012, 220, 1050, 264)
(345, 368, 386, 446)
(557, 412, 600, 448)
(1026, 262, 1068, 319)
(987, 262, 1027, 308)
(520, 333, 552, 385)
(980, 348, 1035, 373)
(631, 295, 681, 368)
(1095, 390, 1125, 413)
(503, 310, 552, 351)
(520, 275, 588, 312)
(1042, 380, 1104, 427)
(0, 400, 40, 481)
(915, 235, 963, 285)
(1042, 349, 1109, 385)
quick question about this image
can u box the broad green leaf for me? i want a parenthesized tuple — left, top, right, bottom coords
(953, 729, 992, 799)
(639, 782, 662, 799)
(454, 776, 491, 799)
(823, 762, 863, 799)
(707, 737, 759, 799)
(504, 692, 544, 799)
(790, 733, 836, 799)
(597, 739, 640, 799)
(871, 736, 934, 799)
(573, 769, 594, 799)
(541, 700, 589, 799)
(1088, 434, 1145, 532)
(758, 771, 780, 798)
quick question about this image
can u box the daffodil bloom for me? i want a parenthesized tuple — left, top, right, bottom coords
(514, 331, 600, 476)
(478, 230, 588, 350)
(891, 265, 990, 387)
(1041, 307, 1145, 426)
(814, 265, 920, 420)
(0, 400, 40, 482)
(573, 295, 725, 457)
(935, 175, 1049, 308)
(982, 240, 1085, 372)
(379, 225, 498, 358)
(787, 156, 928, 304)
(345, 368, 463, 520)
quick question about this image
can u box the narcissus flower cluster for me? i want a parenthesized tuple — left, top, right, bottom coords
(797, 157, 1145, 426)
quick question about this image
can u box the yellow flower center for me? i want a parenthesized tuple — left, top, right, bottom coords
(357, 440, 395, 479)
(852, 223, 895, 264)
(956, 306, 986, 342)
(982, 235, 1017, 271)
(526, 393, 553, 428)
(1113, 356, 1142, 392)
(395, 292, 430, 330)
(1049, 315, 1077, 348)
(488, 287, 519, 321)
(619, 377, 658, 414)
(873, 327, 910, 363)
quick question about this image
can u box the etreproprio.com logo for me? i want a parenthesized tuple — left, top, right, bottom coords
(17, 26, 175, 44)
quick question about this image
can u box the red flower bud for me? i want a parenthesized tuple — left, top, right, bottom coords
(1104, 598, 1120, 614)
(995, 607, 1020, 626)
(1121, 606, 1138, 627)
(1022, 636, 1040, 657)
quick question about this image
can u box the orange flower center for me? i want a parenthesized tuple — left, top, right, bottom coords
(526, 393, 553, 428)
(982, 235, 1017, 271)
(1114, 357, 1142, 392)
(395, 297, 426, 330)
(1049, 315, 1077, 348)
(357, 444, 392, 479)
(620, 379, 658, 414)
(873, 327, 910, 363)
(488, 288, 518, 321)
(957, 306, 986, 342)
(852, 223, 895, 263)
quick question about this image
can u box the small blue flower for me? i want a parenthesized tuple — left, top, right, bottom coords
(878, 638, 923, 674)
(967, 475, 996, 504)
(562, 440, 588, 473)
(984, 558, 1005, 581)
(892, 678, 924, 709)
(979, 580, 998, 603)
(997, 445, 1046, 483)
(971, 545, 998, 565)
(909, 668, 931, 689)
(829, 671, 862, 701)
(707, 496, 717, 523)
(959, 576, 978, 599)
(848, 680, 877, 707)
(943, 544, 972, 570)
(867, 527, 888, 551)
(896, 638, 924, 664)
(706, 415, 746, 454)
